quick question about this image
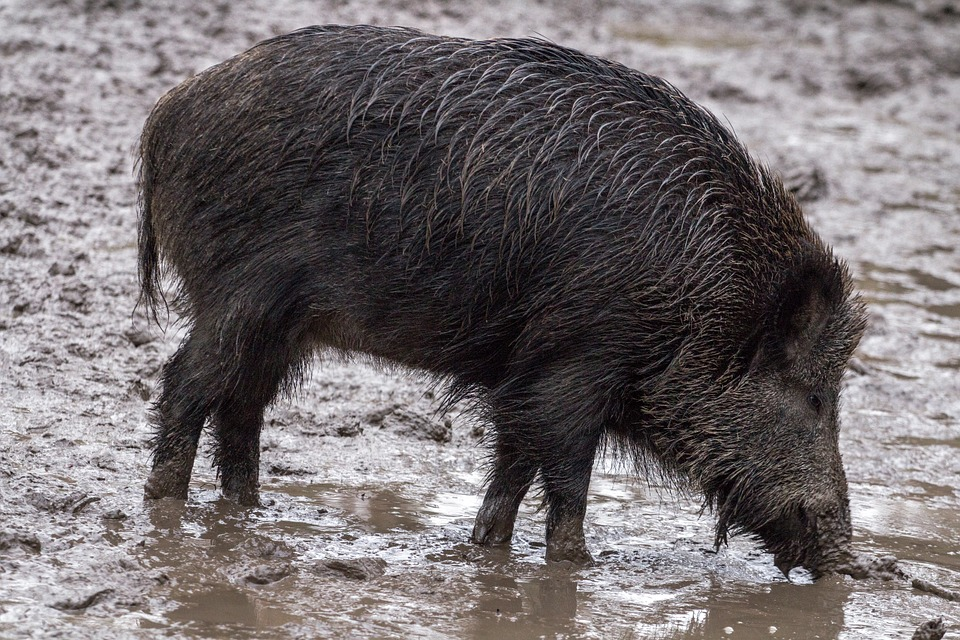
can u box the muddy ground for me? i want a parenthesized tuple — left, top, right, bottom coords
(1, 0, 959, 638)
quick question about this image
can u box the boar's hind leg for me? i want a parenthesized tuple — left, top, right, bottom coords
(211, 397, 270, 507)
(540, 437, 597, 565)
(209, 307, 307, 507)
(144, 330, 214, 500)
(472, 432, 538, 546)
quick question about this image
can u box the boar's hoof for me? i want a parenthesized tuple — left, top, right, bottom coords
(143, 463, 190, 500)
(545, 512, 594, 565)
(545, 541, 594, 566)
(471, 519, 514, 547)
(545, 532, 594, 566)
(221, 482, 261, 507)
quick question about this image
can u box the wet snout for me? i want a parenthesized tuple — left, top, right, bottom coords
(770, 506, 816, 577)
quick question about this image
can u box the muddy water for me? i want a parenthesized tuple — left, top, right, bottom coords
(2, 0, 960, 638)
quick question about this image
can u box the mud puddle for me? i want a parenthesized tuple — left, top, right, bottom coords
(78, 460, 958, 639)
(2, 0, 960, 638)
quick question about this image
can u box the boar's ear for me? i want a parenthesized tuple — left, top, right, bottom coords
(749, 249, 844, 371)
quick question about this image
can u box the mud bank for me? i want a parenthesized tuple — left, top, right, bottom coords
(1, 0, 959, 638)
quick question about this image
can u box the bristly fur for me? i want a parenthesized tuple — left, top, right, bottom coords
(138, 25, 866, 573)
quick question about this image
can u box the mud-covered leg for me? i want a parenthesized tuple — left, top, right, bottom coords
(213, 401, 267, 506)
(541, 441, 598, 565)
(209, 310, 305, 507)
(144, 332, 211, 500)
(477, 364, 604, 563)
(472, 433, 538, 546)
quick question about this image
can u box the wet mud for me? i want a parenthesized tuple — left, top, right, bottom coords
(1, 0, 959, 638)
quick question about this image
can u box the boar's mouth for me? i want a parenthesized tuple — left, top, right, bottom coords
(715, 504, 808, 575)
(714, 497, 850, 579)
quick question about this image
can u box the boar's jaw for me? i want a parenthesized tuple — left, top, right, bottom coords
(714, 493, 853, 579)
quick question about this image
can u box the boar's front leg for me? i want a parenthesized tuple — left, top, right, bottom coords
(532, 363, 604, 565)
(472, 425, 597, 564)
(473, 365, 602, 565)
(472, 431, 538, 546)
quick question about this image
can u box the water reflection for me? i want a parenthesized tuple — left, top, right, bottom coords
(458, 563, 853, 640)
(140, 497, 302, 634)
(321, 487, 426, 533)
(162, 583, 299, 629)
(468, 567, 581, 640)
(272, 482, 481, 533)
(670, 580, 847, 640)
(142, 493, 254, 553)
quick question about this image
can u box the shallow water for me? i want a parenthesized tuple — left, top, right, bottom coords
(1, 0, 959, 638)
(76, 459, 957, 639)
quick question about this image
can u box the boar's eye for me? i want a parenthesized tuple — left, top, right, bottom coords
(807, 392, 823, 415)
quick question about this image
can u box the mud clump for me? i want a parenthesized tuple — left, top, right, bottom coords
(317, 557, 387, 581)
(836, 552, 903, 581)
(245, 563, 292, 585)
(25, 489, 101, 515)
(51, 588, 114, 611)
(364, 405, 452, 443)
(837, 552, 960, 602)
(0, 532, 42, 554)
(913, 617, 946, 640)
(123, 326, 155, 347)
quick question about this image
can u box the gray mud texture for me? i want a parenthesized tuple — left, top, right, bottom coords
(2, 1, 959, 638)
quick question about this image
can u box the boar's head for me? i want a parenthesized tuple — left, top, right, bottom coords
(715, 245, 866, 576)
(629, 241, 867, 578)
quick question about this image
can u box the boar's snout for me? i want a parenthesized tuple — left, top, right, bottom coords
(765, 496, 853, 578)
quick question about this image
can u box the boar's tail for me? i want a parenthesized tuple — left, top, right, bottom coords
(135, 129, 165, 327)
